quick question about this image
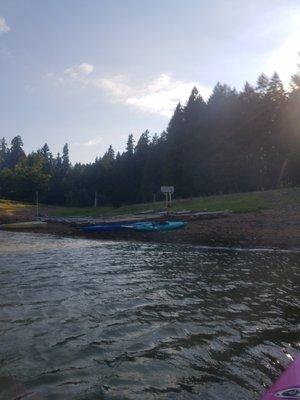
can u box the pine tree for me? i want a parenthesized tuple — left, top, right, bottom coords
(164, 103, 185, 193)
(256, 73, 269, 96)
(7, 135, 25, 168)
(267, 72, 285, 103)
(40, 143, 51, 159)
(135, 130, 150, 153)
(291, 52, 300, 90)
(102, 145, 115, 168)
(126, 134, 134, 157)
(151, 133, 159, 146)
(0, 137, 8, 167)
(62, 143, 70, 168)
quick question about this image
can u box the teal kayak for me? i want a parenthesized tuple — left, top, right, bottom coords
(122, 221, 187, 232)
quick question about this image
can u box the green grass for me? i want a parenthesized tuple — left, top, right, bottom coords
(168, 191, 272, 213)
(45, 189, 285, 217)
(2, 187, 299, 219)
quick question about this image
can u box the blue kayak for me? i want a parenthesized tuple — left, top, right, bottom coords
(122, 221, 187, 232)
(81, 223, 125, 232)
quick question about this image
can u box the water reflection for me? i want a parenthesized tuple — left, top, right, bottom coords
(0, 231, 299, 399)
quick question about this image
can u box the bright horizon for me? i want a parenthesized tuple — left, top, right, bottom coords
(1, 0, 300, 163)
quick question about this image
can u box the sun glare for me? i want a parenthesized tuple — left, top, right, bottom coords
(264, 11, 300, 87)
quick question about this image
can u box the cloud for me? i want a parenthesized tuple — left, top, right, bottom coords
(75, 138, 102, 147)
(0, 16, 10, 34)
(126, 74, 211, 117)
(94, 76, 131, 97)
(55, 63, 211, 118)
(101, 73, 211, 117)
(64, 63, 94, 80)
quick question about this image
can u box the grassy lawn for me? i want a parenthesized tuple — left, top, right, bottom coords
(169, 191, 272, 213)
(44, 189, 277, 217)
(1, 187, 298, 220)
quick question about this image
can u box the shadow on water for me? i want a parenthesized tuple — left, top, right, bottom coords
(0, 231, 299, 400)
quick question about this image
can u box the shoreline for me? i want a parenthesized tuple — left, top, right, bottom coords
(1, 208, 299, 250)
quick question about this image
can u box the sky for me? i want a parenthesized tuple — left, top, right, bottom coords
(1, 0, 300, 163)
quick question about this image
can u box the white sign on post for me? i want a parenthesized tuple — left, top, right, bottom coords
(161, 186, 174, 194)
(161, 186, 174, 208)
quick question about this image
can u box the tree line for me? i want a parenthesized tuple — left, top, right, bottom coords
(0, 69, 299, 207)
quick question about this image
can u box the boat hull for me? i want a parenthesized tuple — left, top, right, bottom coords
(81, 223, 126, 233)
(122, 221, 187, 232)
(261, 357, 300, 399)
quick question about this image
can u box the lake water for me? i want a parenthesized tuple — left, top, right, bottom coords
(0, 231, 299, 400)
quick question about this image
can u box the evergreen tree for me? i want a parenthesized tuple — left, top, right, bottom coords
(282, 59, 300, 185)
(40, 143, 51, 159)
(102, 145, 115, 166)
(164, 103, 185, 194)
(62, 143, 70, 170)
(291, 53, 300, 90)
(126, 134, 134, 157)
(13, 153, 51, 201)
(7, 135, 25, 168)
(39, 143, 52, 174)
(256, 73, 270, 96)
(151, 133, 159, 146)
(267, 72, 285, 103)
(0, 138, 8, 168)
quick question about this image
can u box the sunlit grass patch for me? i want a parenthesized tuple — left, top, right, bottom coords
(0, 199, 32, 218)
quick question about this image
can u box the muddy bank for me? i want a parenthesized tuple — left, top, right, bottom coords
(2, 208, 299, 250)
(1, 188, 299, 249)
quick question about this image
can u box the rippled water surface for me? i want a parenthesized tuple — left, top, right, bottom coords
(0, 231, 299, 400)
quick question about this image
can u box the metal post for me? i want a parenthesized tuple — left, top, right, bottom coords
(36, 191, 39, 218)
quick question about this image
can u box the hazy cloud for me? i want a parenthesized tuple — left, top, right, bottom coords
(0, 16, 10, 34)
(64, 63, 94, 80)
(57, 64, 211, 118)
(94, 76, 131, 97)
(126, 74, 211, 117)
(97, 73, 211, 117)
(75, 137, 102, 147)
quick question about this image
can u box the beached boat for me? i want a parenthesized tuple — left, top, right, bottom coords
(122, 221, 187, 232)
(81, 223, 126, 233)
(261, 357, 300, 399)
(0, 221, 47, 229)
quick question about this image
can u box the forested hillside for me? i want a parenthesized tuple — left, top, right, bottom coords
(0, 70, 299, 207)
